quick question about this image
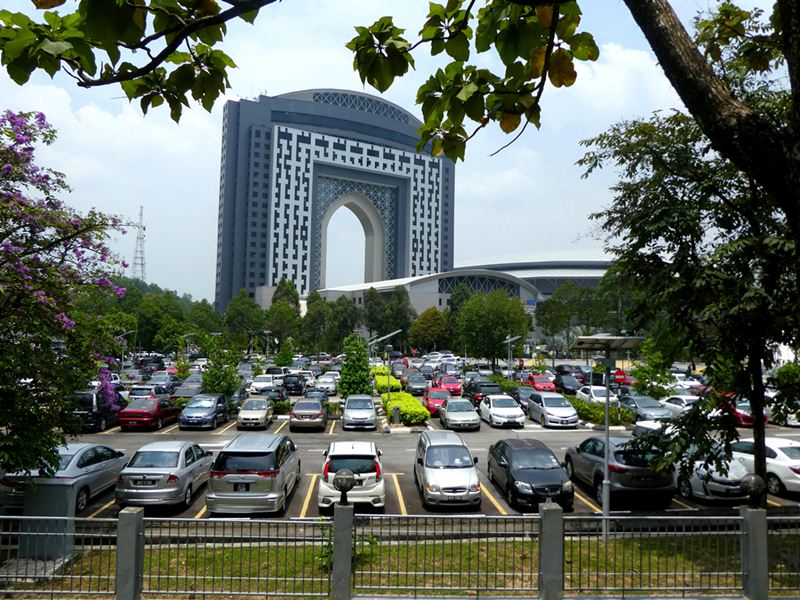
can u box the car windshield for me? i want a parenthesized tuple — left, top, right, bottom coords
(516, 388, 535, 398)
(346, 399, 373, 410)
(130, 388, 152, 396)
(253, 376, 272, 383)
(614, 450, 657, 467)
(127, 399, 156, 411)
(429, 391, 450, 400)
(187, 397, 215, 408)
(128, 451, 179, 468)
(74, 393, 94, 409)
(561, 376, 579, 385)
(491, 397, 517, 408)
(447, 402, 474, 413)
(185, 374, 203, 383)
(634, 397, 662, 408)
(512, 450, 562, 470)
(58, 454, 75, 470)
(295, 401, 321, 411)
(533, 376, 550, 383)
(426, 445, 473, 468)
(319, 376, 335, 382)
(442, 377, 459, 384)
(543, 397, 572, 408)
(327, 456, 377, 474)
(409, 377, 426, 384)
(780, 447, 800, 460)
(242, 400, 267, 411)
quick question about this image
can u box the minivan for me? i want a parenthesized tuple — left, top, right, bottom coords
(69, 388, 127, 432)
(205, 434, 300, 515)
(414, 430, 481, 509)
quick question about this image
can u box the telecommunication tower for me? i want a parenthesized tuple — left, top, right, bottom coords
(132, 206, 146, 281)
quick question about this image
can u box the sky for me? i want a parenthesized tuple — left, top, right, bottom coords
(0, 0, 770, 302)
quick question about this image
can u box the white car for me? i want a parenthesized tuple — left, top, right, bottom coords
(575, 385, 618, 403)
(526, 392, 579, 428)
(659, 394, 701, 415)
(672, 373, 704, 392)
(731, 437, 800, 496)
(675, 446, 749, 501)
(316, 374, 338, 396)
(318, 441, 385, 511)
(248, 374, 277, 394)
(478, 394, 525, 428)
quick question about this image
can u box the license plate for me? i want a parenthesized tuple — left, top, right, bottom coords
(353, 480, 364, 487)
(233, 483, 250, 492)
(447, 495, 461, 501)
(134, 480, 156, 487)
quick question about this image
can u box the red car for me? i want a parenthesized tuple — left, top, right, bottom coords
(718, 393, 769, 427)
(118, 398, 181, 430)
(527, 375, 556, 392)
(423, 388, 451, 416)
(438, 375, 462, 396)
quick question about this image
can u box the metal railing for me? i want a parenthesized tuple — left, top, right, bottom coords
(0, 515, 117, 596)
(563, 515, 743, 594)
(768, 516, 800, 591)
(141, 517, 333, 598)
(352, 514, 540, 596)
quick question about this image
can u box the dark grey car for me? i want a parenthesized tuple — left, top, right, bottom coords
(406, 375, 428, 396)
(179, 393, 229, 430)
(619, 395, 673, 422)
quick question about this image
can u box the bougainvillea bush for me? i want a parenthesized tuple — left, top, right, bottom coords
(0, 110, 126, 476)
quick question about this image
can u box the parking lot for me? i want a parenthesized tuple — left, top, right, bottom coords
(40, 410, 800, 521)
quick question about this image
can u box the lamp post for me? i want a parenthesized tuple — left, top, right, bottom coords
(385, 344, 393, 409)
(117, 330, 136, 367)
(503, 335, 521, 380)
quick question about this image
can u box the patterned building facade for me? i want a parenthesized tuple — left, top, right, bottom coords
(214, 90, 455, 312)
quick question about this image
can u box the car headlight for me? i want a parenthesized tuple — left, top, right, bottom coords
(469, 482, 481, 492)
(514, 481, 532, 493)
(426, 483, 440, 492)
(562, 481, 573, 492)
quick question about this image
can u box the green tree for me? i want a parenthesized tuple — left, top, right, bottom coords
(409, 307, 451, 352)
(152, 316, 187, 355)
(275, 342, 294, 367)
(272, 277, 300, 311)
(265, 299, 299, 347)
(457, 291, 529, 365)
(188, 299, 223, 333)
(136, 290, 185, 350)
(300, 291, 330, 354)
(362, 287, 385, 336)
(535, 281, 581, 352)
(223, 289, 266, 352)
(630, 339, 674, 400)
(201, 361, 240, 399)
(338, 334, 372, 397)
(383, 286, 416, 346)
(323, 296, 360, 352)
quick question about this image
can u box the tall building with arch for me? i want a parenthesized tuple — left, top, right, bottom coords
(214, 90, 455, 312)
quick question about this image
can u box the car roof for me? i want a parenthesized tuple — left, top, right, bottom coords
(346, 395, 373, 400)
(486, 394, 515, 401)
(61, 442, 95, 454)
(134, 441, 192, 452)
(223, 434, 282, 452)
(746, 437, 800, 448)
(424, 430, 466, 446)
(536, 391, 566, 398)
(504, 438, 549, 451)
(326, 441, 379, 455)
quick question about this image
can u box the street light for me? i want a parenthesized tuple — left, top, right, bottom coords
(571, 334, 643, 540)
(503, 335, 521, 380)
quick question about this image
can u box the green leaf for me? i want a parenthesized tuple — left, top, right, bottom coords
(445, 31, 469, 61)
(568, 32, 599, 61)
(239, 9, 259, 23)
(4, 28, 37, 62)
(455, 81, 478, 102)
(167, 63, 195, 94)
(464, 92, 484, 121)
(165, 51, 191, 64)
(38, 39, 72, 57)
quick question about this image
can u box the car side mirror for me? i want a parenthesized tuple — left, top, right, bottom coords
(498, 458, 507, 467)
(378, 449, 383, 456)
(206, 450, 213, 457)
(116, 451, 125, 458)
(416, 457, 423, 466)
(561, 461, 567, 468)
(473, 456, 478, 464)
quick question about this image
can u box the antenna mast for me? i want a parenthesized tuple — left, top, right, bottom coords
(132, 206, 146, 281)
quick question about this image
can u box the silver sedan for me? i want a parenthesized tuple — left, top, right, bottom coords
(439, 398, 481, 431)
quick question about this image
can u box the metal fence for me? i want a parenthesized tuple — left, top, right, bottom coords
(562, 515, 743, 595)
(768, 516, 800, 591)
(141, 518, 333, 598)
(352, 514, 540, 596)
(0, 515, 117, 596)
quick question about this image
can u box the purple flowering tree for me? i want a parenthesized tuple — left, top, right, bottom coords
(1, 110, 126, 476)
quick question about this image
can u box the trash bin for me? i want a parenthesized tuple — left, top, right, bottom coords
(392, 405, 400, 425)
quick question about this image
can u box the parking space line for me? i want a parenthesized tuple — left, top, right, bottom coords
(672, 497, 694, 510)
(194, 505, 207, 519)
(481, 485, 507, 515)
(574, 490, 601, 513)
(274, 421, 287, 434)
(300, 474, 318, 518)
(326, 421, 336, 435)
(391, 473, 407, 515)
(157, 423, 180, 435)
(768, 498, 782, 507)
(87, 499, 115, 519)
(100, 427, 121, 435)
(213, 421, 238, 435)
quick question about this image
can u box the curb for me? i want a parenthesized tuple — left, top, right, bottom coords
(580, 420, 628, 431)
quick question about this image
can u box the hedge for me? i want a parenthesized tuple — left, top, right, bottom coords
(489, 375, 529, 394)
(273, 401, 291, 415)
(381, 391, 429, 426)
(374, 374, 401, 394)
(570, 396, 634, 426)
(371, 365, 389, 376)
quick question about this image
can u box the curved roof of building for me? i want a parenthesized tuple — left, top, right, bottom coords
(275, 89, 422, 128)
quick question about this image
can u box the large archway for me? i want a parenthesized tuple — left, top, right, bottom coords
(319, 191, 386, 289)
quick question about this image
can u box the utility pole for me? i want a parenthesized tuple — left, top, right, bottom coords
(132, 206, 146, 281)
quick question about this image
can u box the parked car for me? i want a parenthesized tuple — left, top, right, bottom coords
(406, 375, 429, 396)
(675, 445, 749, 501)
(237, 398, 274, 430)
(342, 395, 378, 430)
(660, 394, 702, 415)
(206, 434, 300, 515)
(303, 388, 327, 402)
(575, 386, 618, 403)
(289, 399, 328, 432)
(478, 394, 526, 428)
(147, 371, 180, 392)
(619, 395, 673, 422)
(401, 368, 421, 388)
(118, 397, 181, 430)
(439, 398, 481, 431)
(128, 385, 171, 402)
(124, 368, 146, 384)
(414, 430, 481, 509)
(282, 374, 306, 396)
(565, 435, 675, 508)
(487, 438, 573, 510)
(527, 375, 557, 393)
(0, 443, 128, 513)
(527, 392, 579, 428)
(249, 374, 278, 394)
(554, 374, 582, 395)
(318, 441, 385, 512)
(68, 388, 127, 432)
(316, 374, 338, 396)
(465, 381, 503, 407)
(116, 441, 213, 508)
(423, 388, 451, 416)
(179, 393, 230, 430)
(731, 437, 800, 496)
(230, 383, 250, 410)
(509, 386, 536, 411)
(419, 365, 435, 381)
(717, 395, 769, 427)
(437, 375, 462, 397)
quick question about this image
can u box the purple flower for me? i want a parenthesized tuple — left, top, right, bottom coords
(56, 312, 75, 330)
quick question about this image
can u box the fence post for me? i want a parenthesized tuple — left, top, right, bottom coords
(332, 503, 354, 600)
(116, 507, 144, 600)
(740, 506, 768, 600)
(539, 502, 564, 600)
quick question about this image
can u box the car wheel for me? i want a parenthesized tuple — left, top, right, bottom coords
(98, 417, 107, 432)
(767, 473, 785, 496)
(564, 458, 574, 479)
(76, 487, 89, 514)
(506, 486, 516, 509)
(155, 418, 163, 430)
(594, 481, 605, 509)
(678, 478, 693, 500)
(540, 415, 546, 428)
(183, 485, 193, 508)
(488, 467, 495, 483)
(236, 425, 242, 431)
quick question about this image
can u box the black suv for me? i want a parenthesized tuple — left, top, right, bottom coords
(282, 374, 305, 396)
(555, 374, 581, 395)
(465, 381, 503, 407)
(69, 388, 127, 432)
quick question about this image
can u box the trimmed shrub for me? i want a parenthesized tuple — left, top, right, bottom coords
(371, 365, 389, 376)
(324, 401, 341, 418)
(570, 396, 634, 426)
(273, 401, 291, 415)
(374, 374, 401, 394)
(381, 391, 429, 426)
(489, 375, 527, 394)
